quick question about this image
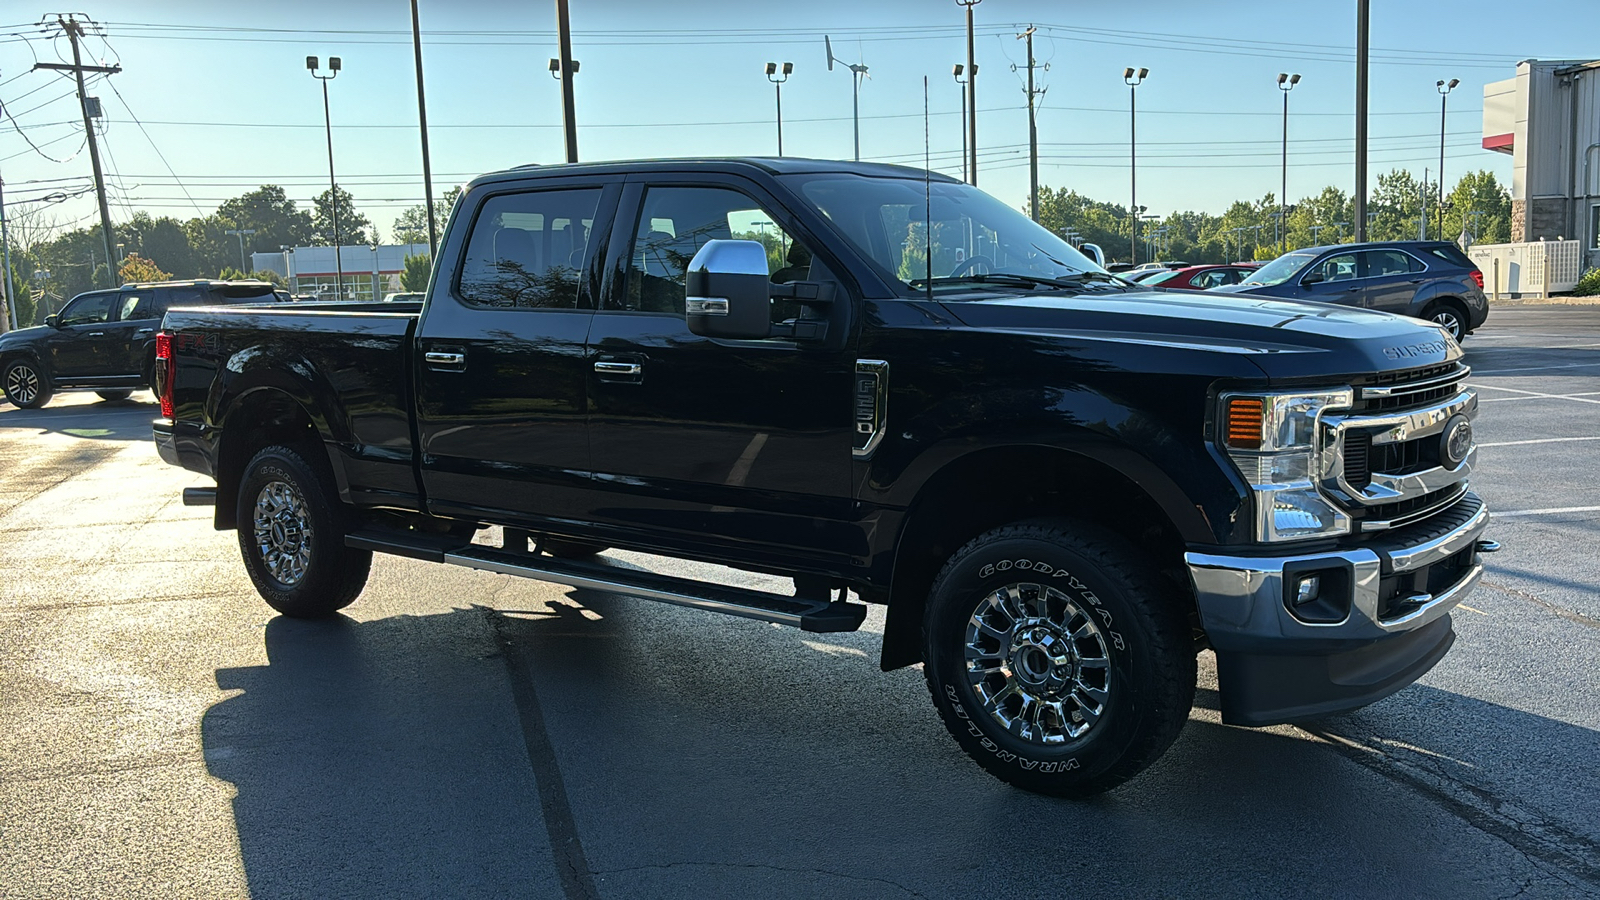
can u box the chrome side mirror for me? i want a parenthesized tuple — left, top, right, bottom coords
(685, 239, 772, 340)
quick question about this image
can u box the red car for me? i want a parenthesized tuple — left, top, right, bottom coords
(1140, 264, 1258, 291)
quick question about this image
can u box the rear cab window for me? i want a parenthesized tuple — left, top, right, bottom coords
(455, 188, 602, 309)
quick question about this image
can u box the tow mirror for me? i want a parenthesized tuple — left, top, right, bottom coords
(45, 314, 60, 329)
(1301, 271, 1325, 286)
(684, 239, 773, 340)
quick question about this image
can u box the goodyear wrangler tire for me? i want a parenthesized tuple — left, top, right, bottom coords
(923, 519, 1195, 797)
(237, 444, 371, 618)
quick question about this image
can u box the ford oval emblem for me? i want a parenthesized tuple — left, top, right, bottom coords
(1440, 414, 1473, 469)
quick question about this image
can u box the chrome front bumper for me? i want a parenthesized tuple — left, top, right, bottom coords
(1184, 493, 1491, 725)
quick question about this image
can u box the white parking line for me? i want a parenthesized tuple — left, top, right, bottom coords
(1477, 436, 1600, 447)
(1492, 505, 1600, 518)
(1467, 384, 1600, 404)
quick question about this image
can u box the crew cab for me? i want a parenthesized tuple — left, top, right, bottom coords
(152, 158, 1496, 796)
(0, 279, 279, 408)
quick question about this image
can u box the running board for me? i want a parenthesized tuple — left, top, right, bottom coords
(345, 530, 868, 633)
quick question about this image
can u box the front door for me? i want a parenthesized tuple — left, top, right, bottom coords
(584, 177, 859, 568)
(47, 292, 119, 378)
(1296, 251, 1361, 307)
(414, 179, 619, 525)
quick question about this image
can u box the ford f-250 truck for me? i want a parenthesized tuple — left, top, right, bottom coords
(153, 158, 1496, 796)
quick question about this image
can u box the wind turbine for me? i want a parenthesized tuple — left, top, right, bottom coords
(825, 35, 869, 162)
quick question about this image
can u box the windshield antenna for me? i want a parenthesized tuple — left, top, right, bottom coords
(923, 75, 933, 301)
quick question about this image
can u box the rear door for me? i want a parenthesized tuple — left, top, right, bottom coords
(111, 288, 162, 377)
(1359, 249, 1425, 314)
(414, 177, 620, 524)
(582, 175, 859, 565)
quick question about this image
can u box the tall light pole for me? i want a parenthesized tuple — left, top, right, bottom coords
(1437, 78, 1459, 240)
(1354, 0, 1370, 242)
(1124, 66, 1148, 266)
(953, 64, 972, 183)
(765, 62, 792, 156)
(307, 55, 344, 300)
(225, 229, 257, 274)
(957, 0, 981, 184)
(1277, 73, 1300, 252)
(554, 0, 579, 163)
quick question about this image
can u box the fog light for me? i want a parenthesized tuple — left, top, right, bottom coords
(1294, 575, 1321, 606)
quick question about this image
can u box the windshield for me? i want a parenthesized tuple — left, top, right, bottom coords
(781, 174, 1103, 293)
(1241, 252, 1315, 287)
(1143, 270, 1183, 285)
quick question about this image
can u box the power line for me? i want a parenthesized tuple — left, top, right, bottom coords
(103, 77, 205, 217)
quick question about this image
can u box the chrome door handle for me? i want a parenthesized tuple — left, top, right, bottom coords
(594, 361, 642, 376)
(87, 331, 105, 336)
(135, 328, 154, 335)
(424, 351, 466, 368)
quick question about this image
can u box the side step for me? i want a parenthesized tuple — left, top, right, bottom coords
(345, 529, 868, 633)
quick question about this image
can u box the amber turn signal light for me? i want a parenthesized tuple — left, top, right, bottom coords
(1225, 397, 1264, 449)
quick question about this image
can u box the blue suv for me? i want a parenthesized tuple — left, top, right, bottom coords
(1210, 241, 1488, 339)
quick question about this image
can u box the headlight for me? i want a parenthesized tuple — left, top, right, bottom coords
(1220, 389, 1352, 542)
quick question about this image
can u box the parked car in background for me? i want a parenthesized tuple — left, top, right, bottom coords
(1142, 264, 1259, 291)
(382, 292, 426, 303)
(0, 280, 279, 409)
(1211, 241, 1487, 339)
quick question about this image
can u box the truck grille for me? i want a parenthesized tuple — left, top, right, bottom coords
(1320, 361, 1476, 533)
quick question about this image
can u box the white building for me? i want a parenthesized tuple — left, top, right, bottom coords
(252, 243, 430, 300)
(1481, 59, 1600, 268)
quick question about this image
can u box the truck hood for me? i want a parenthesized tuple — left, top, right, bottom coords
(938, 289, 1461, 381)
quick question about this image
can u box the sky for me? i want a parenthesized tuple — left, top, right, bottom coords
(2, 0, 1597, 246)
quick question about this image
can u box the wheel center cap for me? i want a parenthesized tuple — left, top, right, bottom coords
(1008, 626, 1074, 692)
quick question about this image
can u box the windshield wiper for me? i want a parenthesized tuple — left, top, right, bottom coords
(908, 272, 1122, 291)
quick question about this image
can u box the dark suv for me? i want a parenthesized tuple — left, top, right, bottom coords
(0, 280, 279, 408)
(1211, 241, 1488, 339)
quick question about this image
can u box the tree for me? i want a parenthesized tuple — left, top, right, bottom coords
(118, 253, 170, 284)
(1442, 170, 1512, 245)
(216, 185, 315, 257)
(400, 253, 433, 291)
(1368, 169, 1425, 242)
(217, 267, 287, 287)
(390, 186, 463, 245)
(312, 186, 372, 246)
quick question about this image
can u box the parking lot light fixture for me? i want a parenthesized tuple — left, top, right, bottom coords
(308, 55, 344, 300)
(1125, 67, 1148, 265)
(1437, 78, 1459, 239)
(953, 64, 973, 183)
(1278, 73, 1300, 252)
(766, 62, 792, 156)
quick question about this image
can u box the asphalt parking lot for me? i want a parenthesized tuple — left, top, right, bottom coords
(2, 305, 1598, 899)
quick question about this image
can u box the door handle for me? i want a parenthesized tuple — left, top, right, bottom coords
(87, 331, 105, 336)
(594, 361, 642, 376)
(424, 350, 466, 370)
(135, 328, 154, 335)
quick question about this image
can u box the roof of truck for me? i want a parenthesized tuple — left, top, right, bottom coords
(471, 157, 962, 187)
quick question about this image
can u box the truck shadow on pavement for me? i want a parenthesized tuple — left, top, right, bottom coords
(0, 394, 159, 442)
(203, 595, 1600, 899)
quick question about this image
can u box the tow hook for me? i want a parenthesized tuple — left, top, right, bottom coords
(1475, 539, 1502, 554)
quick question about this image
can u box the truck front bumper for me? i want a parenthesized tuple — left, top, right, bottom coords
(1185, 493, 1490, 726)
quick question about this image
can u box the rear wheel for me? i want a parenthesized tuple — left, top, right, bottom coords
(236, 444, 371, 617)
(95, 390, 133, 402)
(923, 519, 1195, 797)
(1423, 301, 1468, 341)
(3, 359, 52, 409)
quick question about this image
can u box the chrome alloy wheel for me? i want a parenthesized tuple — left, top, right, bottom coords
(5, 364, 39, 405)
(964, 582, 1112, 745)
(1430, 309, 1464, 340)
(252, 480, 314, 586)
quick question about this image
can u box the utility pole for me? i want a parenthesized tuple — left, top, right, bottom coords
(1420, 167, 1429, 240)
(36, 16, 119, 289)
(1354, 0, 1370, 242)
(958, 0, 981, 185)
(555, 0, 579, 163)
(952, 65, 972, 183)
(1016, 26, 1046, 222)
(226, 229, 257, 273)
(410, 0, 438, 255)
(0, 168, 15, 331)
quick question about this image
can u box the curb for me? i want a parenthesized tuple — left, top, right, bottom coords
(1488, 297, 1600, 307)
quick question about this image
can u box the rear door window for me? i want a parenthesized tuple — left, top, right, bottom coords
(118, 291, 156, 321)
(1362, 250, 1417, 278)
(208, 285, 277, 305)
(456, 188, 602, 309)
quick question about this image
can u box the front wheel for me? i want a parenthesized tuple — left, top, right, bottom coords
(236, 444, 371, 617)
(923, 520, 1195, 797)
(3, 359, 52, 409)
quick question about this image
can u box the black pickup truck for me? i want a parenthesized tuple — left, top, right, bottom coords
(153, 158, 1495, 796)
